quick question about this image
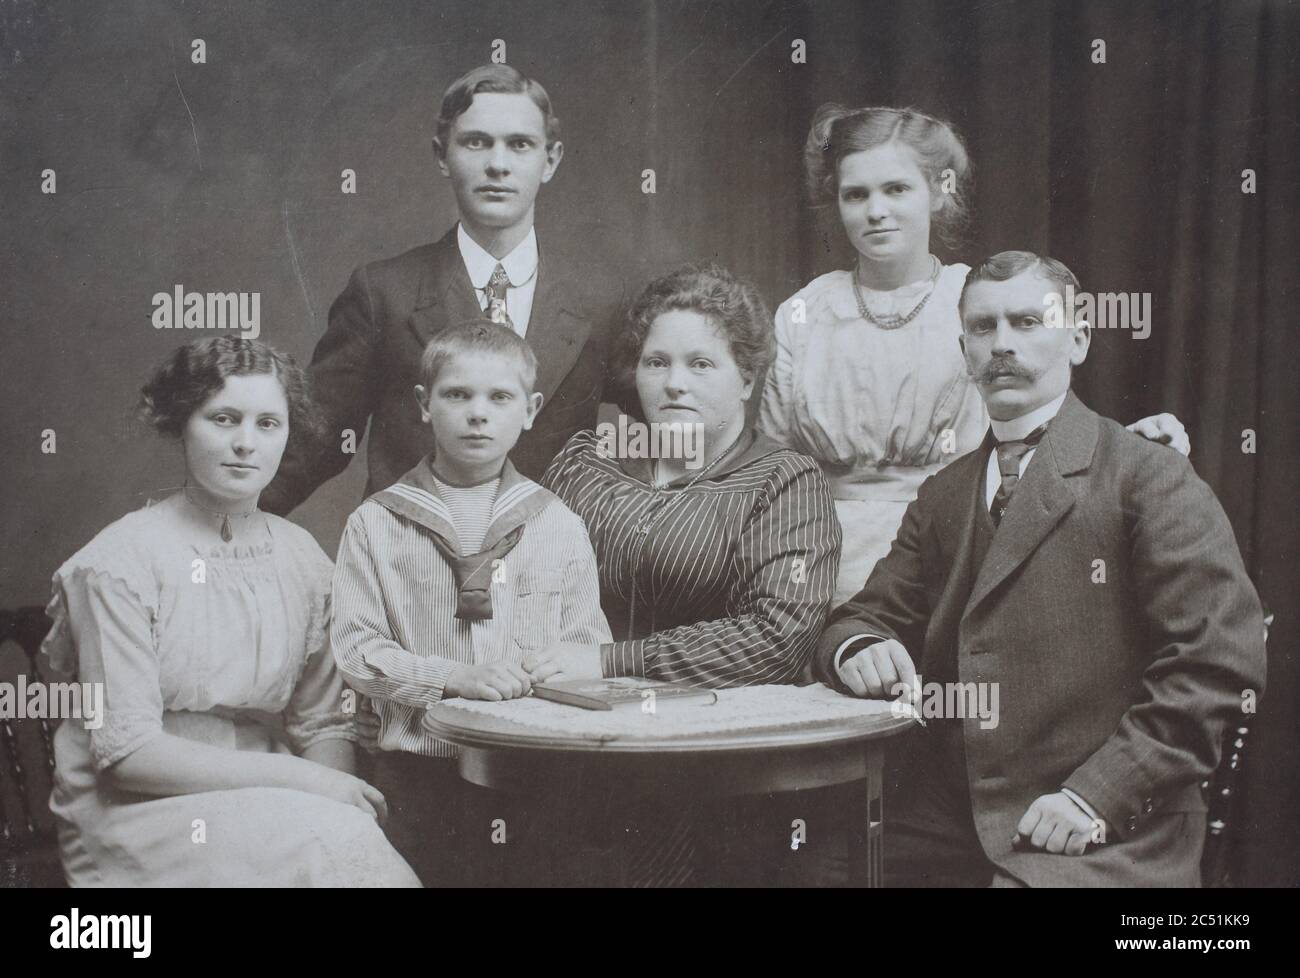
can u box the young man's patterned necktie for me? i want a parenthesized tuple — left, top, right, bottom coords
(484, 262, 513, 330)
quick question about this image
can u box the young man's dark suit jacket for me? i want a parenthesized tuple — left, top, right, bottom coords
(261, 227, 623, 515)
(815, 391, 1266, 887)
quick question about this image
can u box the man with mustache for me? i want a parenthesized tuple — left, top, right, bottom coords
(262, 64, 622, 514)
(816, 251, 1266, 886)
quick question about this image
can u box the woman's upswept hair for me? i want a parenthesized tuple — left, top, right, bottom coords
(803, 103, 972, 247)
(611, 264, 774, 420)
(138, 336, 320, 439)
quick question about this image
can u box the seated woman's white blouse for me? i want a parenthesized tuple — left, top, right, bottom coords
(40, 496, 418, 887)
(43, 498, 350, 767)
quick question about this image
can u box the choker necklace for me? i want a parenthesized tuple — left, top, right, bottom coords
(183, 489, 259, 542)
(853, 255, 941, 329)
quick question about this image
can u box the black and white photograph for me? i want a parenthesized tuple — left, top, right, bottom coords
(1, 0, 1296, 928)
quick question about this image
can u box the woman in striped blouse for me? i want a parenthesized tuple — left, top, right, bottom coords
(538, 263, 841, 690)
(535, 264, 841, 885)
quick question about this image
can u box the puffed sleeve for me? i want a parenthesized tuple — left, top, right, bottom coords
(757, 295, 799, 448)
(282, 532, 358, 753)
(45, 566, 164, 773)
(540, 429, 595, 498)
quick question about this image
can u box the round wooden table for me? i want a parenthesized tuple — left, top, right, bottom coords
(425, 698, 914, 886)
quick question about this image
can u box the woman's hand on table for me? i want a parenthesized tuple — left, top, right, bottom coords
(836, 638, 918, 701)
(522, 643, 603, 682)
(445, 662, 534, 701)
(1126, 412, 1190, 456)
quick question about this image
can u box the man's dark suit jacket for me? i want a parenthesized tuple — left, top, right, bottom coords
(815, 391, 1267, 886)
(262, 227, 623, 514)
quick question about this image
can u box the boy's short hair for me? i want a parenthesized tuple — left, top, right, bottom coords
(419, 319, 539, 396)
(435, 64, 560, 153)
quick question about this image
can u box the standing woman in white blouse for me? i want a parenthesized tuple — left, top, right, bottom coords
(760, 105, 1189, 604)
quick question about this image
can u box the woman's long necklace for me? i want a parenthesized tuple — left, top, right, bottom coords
(183, 488, 259, 542)
(625, 433, 740, 639)
(853, 255, 941, 329)
(637, 435, 737, 533)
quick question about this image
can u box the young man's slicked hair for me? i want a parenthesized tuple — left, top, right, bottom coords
(434, 64, 560, 154)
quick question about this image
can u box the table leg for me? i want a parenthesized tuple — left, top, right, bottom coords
(849, 745, 884, 887)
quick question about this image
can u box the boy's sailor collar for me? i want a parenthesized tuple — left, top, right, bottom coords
(372, 456, 556, 553)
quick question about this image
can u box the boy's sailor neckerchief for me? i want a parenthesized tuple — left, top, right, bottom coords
(372, 458, 556, 620)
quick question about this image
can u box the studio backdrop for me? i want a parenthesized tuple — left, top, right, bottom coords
(2, 0, 1296, 885)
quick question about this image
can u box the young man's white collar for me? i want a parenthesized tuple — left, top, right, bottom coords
(984, 390, 1069, 509)
(456, 224, 539, 336)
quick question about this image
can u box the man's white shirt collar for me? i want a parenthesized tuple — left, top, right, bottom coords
(989, 391, 1068, 443)
(456, 224, 538, 290)
(842, 391, 1073, 678)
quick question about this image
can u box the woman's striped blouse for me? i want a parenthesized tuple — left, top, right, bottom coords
(542, 428, 842, 688)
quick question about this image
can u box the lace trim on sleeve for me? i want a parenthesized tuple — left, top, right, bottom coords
(89, 712, 163, 773)
(41, 534, 159, 677)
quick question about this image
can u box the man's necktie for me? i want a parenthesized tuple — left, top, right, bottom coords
(484, 263, 513, 329)
(990, 424, 1049, 526)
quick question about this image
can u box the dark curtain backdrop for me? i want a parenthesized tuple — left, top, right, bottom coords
(2, 0, 1296, 885)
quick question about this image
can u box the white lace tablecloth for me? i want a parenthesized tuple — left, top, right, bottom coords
(434, 683, 907, 740)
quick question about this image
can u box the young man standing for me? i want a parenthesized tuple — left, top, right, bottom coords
(262, 64, 623, 515)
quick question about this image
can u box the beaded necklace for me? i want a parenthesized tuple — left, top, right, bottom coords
(852, 255, 941, 329)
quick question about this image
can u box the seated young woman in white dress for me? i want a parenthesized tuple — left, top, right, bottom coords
(42, 336, 419, 887)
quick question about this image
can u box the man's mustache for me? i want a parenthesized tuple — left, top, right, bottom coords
(977, 357, 1036, 384)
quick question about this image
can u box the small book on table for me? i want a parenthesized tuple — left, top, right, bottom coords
(531, 677, 718, 712)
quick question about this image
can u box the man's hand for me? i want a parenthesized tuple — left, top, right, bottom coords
(1014, 792, 1098, 855)
(445, 662, 533, 701)
(836, 639, 918, 700)
(1126, 412, 1190, 457)
(522, 643, 603, 682)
